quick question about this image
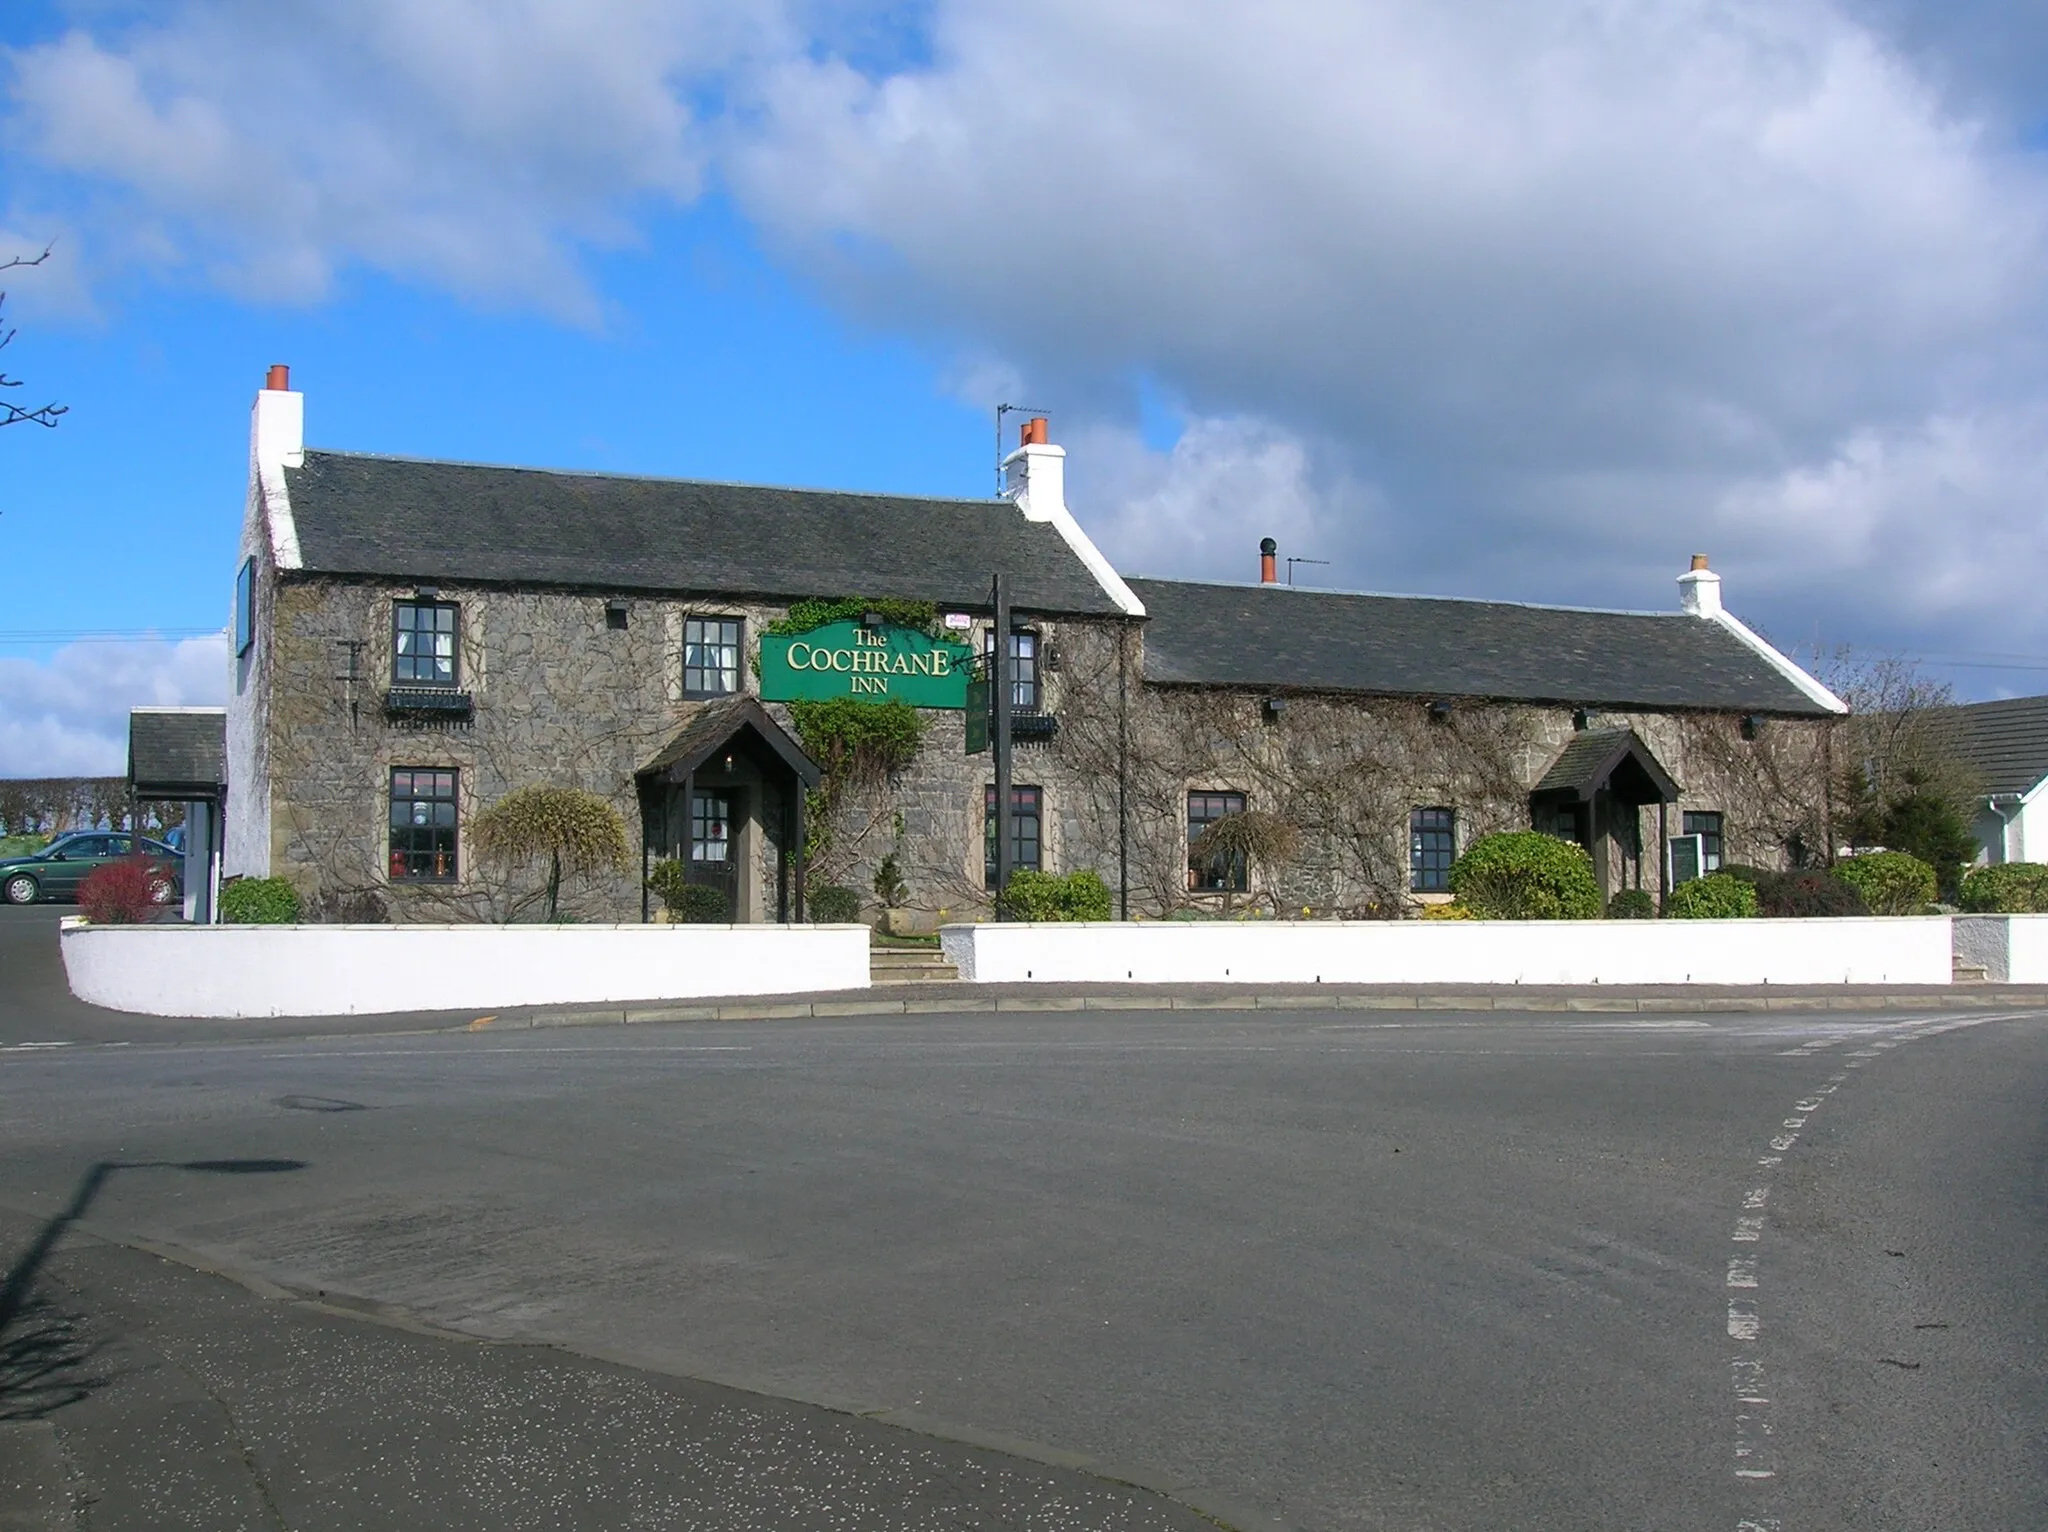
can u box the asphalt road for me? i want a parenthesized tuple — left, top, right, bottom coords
(3, 905, 2046, 1530)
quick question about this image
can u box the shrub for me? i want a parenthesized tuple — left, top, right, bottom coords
(665, 883, 732, 923)
(872, 853, 908, 907)
(1420, 901, 1477, 920)
(1718, 864, 1767, 884)
(1607, 888, 1656, 920)
(1833, 851, 1938, 916)
(220, 876, 301, 924)
(1666, 873, 1758, 919)
(1754, 871, 1869, 918)
(473, 785, 630, 923)
(1447, 832, 1601, 920)
(1001, 869, 1113, 921)
(1958, 862, 2048, 914)
(1879, 789, 1978, 901)
(807, 883, 861, 923)
(78, 857, 172, 924)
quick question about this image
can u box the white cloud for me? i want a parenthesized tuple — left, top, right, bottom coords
(0, 635, 228, 777)
(8, 1, 2048, 675)
(4, 2, 773, 314)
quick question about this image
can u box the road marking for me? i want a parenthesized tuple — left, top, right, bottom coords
(1727, 1258, 1758, 1289)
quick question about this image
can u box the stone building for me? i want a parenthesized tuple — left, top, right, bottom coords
(226, 370, 1845, 923)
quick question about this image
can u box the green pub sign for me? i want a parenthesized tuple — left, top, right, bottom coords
(758, 620, 975, 708)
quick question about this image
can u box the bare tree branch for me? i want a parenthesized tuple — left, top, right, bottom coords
(1, 243, 68, 430)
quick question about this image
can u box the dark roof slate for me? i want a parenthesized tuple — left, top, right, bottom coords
(639, 697, 821, 788)
(128, 709, 226, 796)
(282, 451, 1125, 616)
(1126, 578, 1834, 716)
(1927, 696, 2048, 797)
(1533, 728, 1681, 803)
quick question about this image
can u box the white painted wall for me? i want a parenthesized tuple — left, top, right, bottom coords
(61, 920, 870, 1019)
(1955, 913, 2048, 983)
(940, 918, 1952, 987)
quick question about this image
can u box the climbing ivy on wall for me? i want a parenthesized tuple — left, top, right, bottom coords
(788, 697, 928, 864)
(765, 597, 941, 638)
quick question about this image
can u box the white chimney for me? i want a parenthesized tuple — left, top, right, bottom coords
(251, 363, 303, 474)
(1001, 415, 1064, 522)
(1678, 552, 1722, 618)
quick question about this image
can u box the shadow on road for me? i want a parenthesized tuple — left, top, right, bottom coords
(0, 1156, 306, 1419)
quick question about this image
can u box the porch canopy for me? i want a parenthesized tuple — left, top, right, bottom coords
(636, 697, 822, 922)
(1530, 727, 1681, 900)
(128, 706, 227, 923)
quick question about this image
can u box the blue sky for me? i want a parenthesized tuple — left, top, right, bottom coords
(4, 0, 2048, 771)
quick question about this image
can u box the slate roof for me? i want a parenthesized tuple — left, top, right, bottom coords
(1126, 578, 1835, 716)
(639, 697, 821, 788)
(282, 451, 1126, 616)
(128, 708, 226, 797)
(1926, 695, 2048, 797)
(1532, 728, 1681, 803)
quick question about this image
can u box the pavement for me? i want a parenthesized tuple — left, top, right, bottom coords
(5, 904, 2048, 1529)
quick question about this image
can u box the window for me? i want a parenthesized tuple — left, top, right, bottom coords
(390, 768, 458, 881)
(1187, 790, 1248, 892)
(393, 601, 459, 686)
(1410, 807, 1456, 893)
(984, 784, 1042, 886)
(691, 791, 732, 865)
(983, 629, 1040, 711)
(684, 617, 742, 697)
(234, 557, 255, 657)
(1683, 811, 1724, 872)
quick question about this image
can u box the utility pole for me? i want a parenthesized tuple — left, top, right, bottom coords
(992, 572, 1013, 914)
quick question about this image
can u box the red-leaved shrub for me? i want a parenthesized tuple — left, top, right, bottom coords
(78, 858, 172, 924)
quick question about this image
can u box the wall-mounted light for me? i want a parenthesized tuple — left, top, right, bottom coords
(1740, 714, 1762, 741)
(1572, 708, 1590, 731)
(605, 598, 630, 631)
(862, 610, 886, 629)
(1428, 699, 1454, 722)
(1263, 696, 1286, 721)
(414, 585, 441, 601)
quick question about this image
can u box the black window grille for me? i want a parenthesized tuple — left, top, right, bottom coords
(684, 618, 742, 697)
(983, 629, 1040, 712)
(691, 791, 732, 865)
(984, 784, 1042, 887)
(393, 601, 459, 686)
(1187, 790, 1248, 892)
(1683, 811, 1725, 872)
(1410, 807, 1456, 893)
(389, 768, 458, 882)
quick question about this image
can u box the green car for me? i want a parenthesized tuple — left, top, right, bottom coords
(0, 832, 182, 906)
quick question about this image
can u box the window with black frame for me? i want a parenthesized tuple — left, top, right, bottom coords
(1187, 790, 1248, 892)
(983, 629, 1040, 711)
(1410, 807, 1456, 892)
(984, 784, 1042, 886)
(684, 617, 742, 697)
(389, 768, 458, 881)
(393, 600, 459, 686)
(1683, 810, 1724, 872)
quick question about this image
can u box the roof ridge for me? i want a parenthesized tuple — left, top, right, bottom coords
(297, 447, 1009, 509)
(1126, 574, 1675, 621)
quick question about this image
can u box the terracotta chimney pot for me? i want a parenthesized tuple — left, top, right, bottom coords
(265, 364, 290, 391)
(1260, 536, 1278, 584)
(1690, 553, 1709, 571)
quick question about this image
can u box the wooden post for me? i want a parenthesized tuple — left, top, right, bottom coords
(792, 781, 807, 922)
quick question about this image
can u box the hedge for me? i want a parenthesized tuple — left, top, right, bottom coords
(1833, 852, 1937, 916)
(1666, 873, 1758, 920)
(1754, 871, 1869, 918)
(1958, 862, 2048, 914)
(1447, 832, 1601, 920)
(1606, 888, 1656, 920)
(220, 877, 301, 924)
(1003, 869, 1114, 922)
(806, 884, 861, 923)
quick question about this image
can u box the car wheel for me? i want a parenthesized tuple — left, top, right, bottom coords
(148, 878, 176, 906)
(3, 874, 40, 906)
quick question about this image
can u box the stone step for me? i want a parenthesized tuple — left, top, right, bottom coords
(1953, 962, 1990, 984)
(870, 947, 959, 983)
